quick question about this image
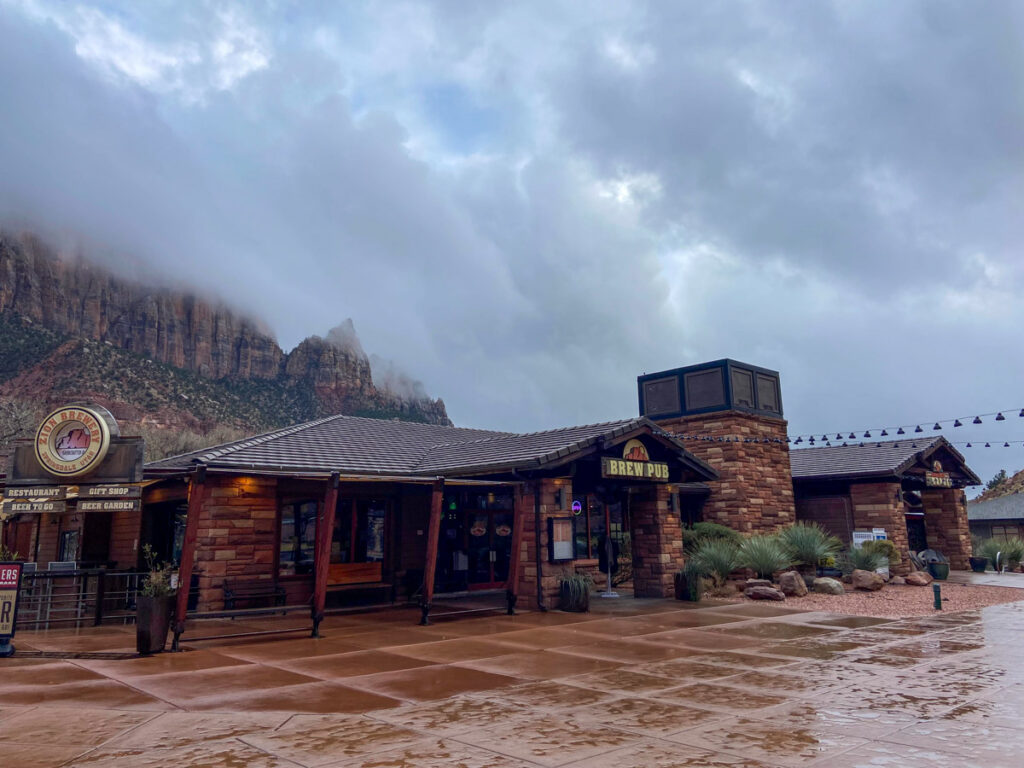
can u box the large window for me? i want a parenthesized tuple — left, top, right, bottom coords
(332, 499, 386, 564)
(992, 524, 1021, 543)
(279, 500, 318, 576)
(574, 496, 627, 559)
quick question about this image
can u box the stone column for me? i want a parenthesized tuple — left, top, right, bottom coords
(920, 488, 972, 570)
(630, 484, 684, 597)
(516, 478, 573, 610)
(849, 481, 910, 575)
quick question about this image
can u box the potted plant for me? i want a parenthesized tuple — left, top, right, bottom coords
(969, 555, 989, 573)
(558, 571, 593, 612)
(675, 559, 707, 602)
(136, 545, 176, 655)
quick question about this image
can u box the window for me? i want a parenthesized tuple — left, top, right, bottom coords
(279, 500, 318, 576)
(332, 499, 386, 564)
(992, 525, 1020, 543)
(574, 496, 628, 559)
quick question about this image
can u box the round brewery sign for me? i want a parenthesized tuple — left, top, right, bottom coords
(35, 406, 112, 478)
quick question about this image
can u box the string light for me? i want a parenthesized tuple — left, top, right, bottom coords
(781, 406, 1024, 444)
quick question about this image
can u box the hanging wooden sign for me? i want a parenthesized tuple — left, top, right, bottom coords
(79, 485, 143, 499)
(1, 500, 66, 515)
(1, 487, 66, 501)
(78, 499, 142, 513)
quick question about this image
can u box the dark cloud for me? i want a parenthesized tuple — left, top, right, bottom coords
(0, 1, 1021, 490)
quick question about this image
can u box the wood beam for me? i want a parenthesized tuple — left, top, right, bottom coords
(419, 478, 444, 625)
(171, 464, 206, 651)
(311, 472, 340, 637)
(505, 484, 528, 615)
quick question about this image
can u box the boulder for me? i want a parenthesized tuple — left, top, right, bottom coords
(812, 577, 845, 595)
(889, 576, 906, 586)
(905, 571, 934, 586)
(745, 579, 774, 589)
(778, 571, 808, 597)
(851, 569, 885, 591)
(745, 586, 786, 601)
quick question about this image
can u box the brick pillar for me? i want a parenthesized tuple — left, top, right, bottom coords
(849, 482, 910, 575)
(920, 488, 972, 570)
(516, 478, 573, 610)
(630, 484, 684, 597)
(652, 411, 795, 534)
(194, 475, 278, 611)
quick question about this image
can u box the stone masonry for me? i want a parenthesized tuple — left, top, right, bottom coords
(921, 487, 972, 570)
(849, 481, 911, 575)
(192, 475, 279, 611)
(630, 484, 684, 597)
(653, 411, 795, 534)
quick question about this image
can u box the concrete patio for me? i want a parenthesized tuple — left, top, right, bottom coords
(2, 596, 1024, 767)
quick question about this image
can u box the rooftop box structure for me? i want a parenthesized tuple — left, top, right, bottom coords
(638, 359, 783, 420)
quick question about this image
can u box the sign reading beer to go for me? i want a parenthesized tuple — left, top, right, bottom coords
(601, 439, 670, 481)
(35, 405, 112, 478)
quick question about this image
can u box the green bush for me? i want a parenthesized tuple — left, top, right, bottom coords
(558, 571, 593, 612)
(690, 538, 741, 586)
(682, 522, 744, 554)
(738, 535, 793, 579)
(838, 546, 886, 575)
(1001, 538, 1024, 570)
(861, 539, 899, 566)
(777, 523, 841, 569)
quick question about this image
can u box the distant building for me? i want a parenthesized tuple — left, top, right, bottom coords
(968, 494, 1024, 542)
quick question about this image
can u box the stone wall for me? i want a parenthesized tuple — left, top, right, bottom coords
(921, 487, 972, 570)
(192, 475, 278, 611)
(630, 484, 684, 597)
(849, 481, 910, 575)
(516, 477, 574, 610)
(653, 411, 795, 534)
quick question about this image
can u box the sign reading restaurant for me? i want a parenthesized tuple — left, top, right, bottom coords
(601, 439, 670, 481)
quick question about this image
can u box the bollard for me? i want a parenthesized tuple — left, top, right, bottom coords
(932, 583, 942, 610)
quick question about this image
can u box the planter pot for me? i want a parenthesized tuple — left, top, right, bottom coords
(927, 562, 950, 581)
(136, 595, 175, 655)
(559, 582, 590, 612)
(674, 572, 702, 602)
(969, 557, 988, 574)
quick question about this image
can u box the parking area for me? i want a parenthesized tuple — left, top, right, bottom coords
(2, 596, 1024, 767)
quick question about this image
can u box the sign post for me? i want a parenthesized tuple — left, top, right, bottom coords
(0, 562, 23, 658)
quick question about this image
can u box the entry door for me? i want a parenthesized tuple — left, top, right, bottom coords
(466, 511, 514, 589)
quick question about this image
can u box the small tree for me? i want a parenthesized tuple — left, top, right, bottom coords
(987, 470, 1009, 492)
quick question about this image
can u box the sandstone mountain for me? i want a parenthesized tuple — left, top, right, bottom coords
(0, 232, 450, 456)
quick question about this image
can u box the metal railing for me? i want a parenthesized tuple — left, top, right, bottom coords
(15, 569, 147, 631)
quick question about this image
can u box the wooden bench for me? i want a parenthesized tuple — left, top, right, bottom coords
(223, 578, 286, 610)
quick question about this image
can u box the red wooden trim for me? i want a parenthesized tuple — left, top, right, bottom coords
(312, 473, 340, 621)
(422, 479, 444, 604)
(505, 485, 527, 597)
(173, 466, 207, 637)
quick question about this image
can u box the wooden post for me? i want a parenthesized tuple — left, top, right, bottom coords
(311, 472, 340, 637)
(171, 464, 206, 651)
(420, 478, 444, 625)
(505, 485, 527, 615)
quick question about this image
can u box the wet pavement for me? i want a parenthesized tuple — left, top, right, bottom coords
(2, 595, 1024, 767)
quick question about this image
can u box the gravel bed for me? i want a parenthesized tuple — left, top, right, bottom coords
(750, 582, 1024, 618)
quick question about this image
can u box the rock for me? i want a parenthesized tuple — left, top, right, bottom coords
(812, 577, 845, 595)
(745, 579, 774, 589)
(778, 571, 808, 597)
(889, 576, 906, 586)
(745, 586, 786, 601)
(905, 571, 934, 586)
(851, 569, 885, 591)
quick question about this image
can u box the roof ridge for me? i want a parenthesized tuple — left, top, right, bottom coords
(503, 417, 641, 439)
(791, 435, 944, 451)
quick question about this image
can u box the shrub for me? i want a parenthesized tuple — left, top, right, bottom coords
(682, 522, 744, 554)
(861, 539, 899, 566)
(838, 546, 886, 575)
(1001, 538, 1024, 570)
(738, 535, 793, 579)
(0, 543, 20, 561)
(690, 538, 741, 586)
(976, 538, 1001, 570)
(139, 544, 176, 598)
(777, 523, 841, 569)
(558, 571, 593, 612)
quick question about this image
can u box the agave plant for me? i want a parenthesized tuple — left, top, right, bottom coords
(837, 546, 886, 575)
(690, 538, 741, 586)
(682, 522, 744, 554)
(976, 538, 1003, 571)
(1000, 537, 1024, 570)
(777, 523, 841, 571)
(738, 535, 793, 579)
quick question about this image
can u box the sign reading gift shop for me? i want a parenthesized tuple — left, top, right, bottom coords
(0, 562, 23, 657)
(600, 439, 670, 482)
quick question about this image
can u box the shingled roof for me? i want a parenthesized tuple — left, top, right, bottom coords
(790, 436, 980, 484)
(146, 414, 717, 480)
(968, 494, 1024, 522)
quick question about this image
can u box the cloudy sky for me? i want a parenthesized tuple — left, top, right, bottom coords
(1, 1, 1022, 489)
